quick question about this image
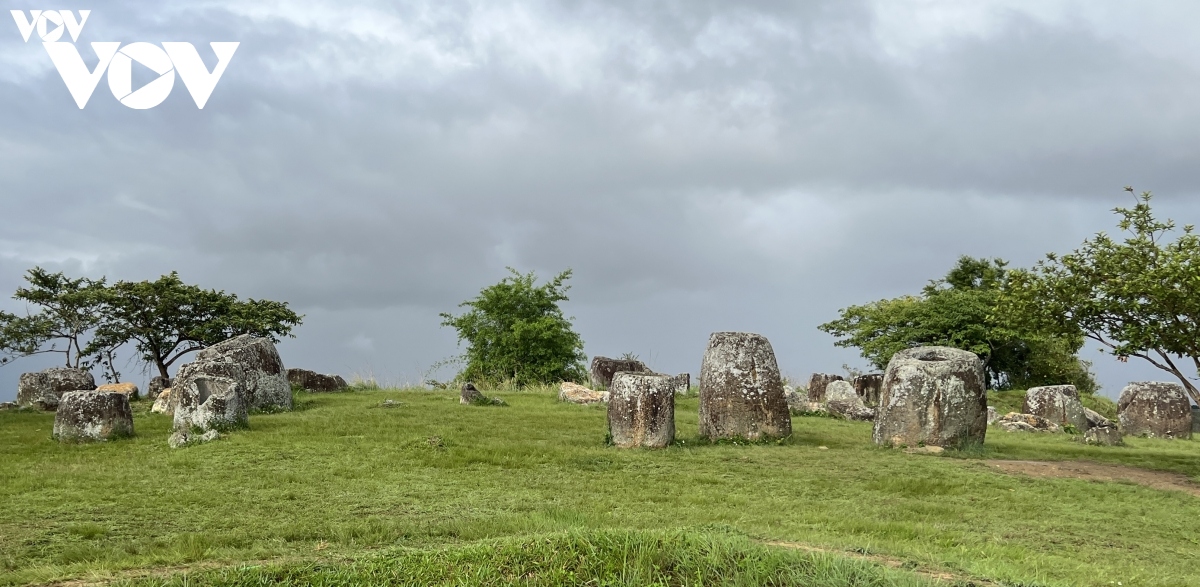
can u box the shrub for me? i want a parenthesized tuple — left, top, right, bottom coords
(440, 268, 587, 386)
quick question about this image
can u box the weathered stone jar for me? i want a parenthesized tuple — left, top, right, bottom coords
(852, 373, 884, 406)
(608, 372, 675, 448)
(590, 356, 652, 388)
(698, 332, 791, 441)
(53, 391, 134, 442)
(287, 368, 347, 392)
(873, 346, 987, 448)
(1117, 382, 1192, 439)
(806, 373, 843, 403)
(825, 380, 875, 421)
(172, 374, 249, 435)
(17, 367, 96, 410)
(148, 375, 170, 401)
(195, 334, 291, 411)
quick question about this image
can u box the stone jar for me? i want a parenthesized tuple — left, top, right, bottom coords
(873, 346, 987, 448)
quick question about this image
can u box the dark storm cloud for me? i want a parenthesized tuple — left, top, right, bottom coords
(1, 0, 1198, 398)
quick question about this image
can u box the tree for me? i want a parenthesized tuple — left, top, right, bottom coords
(819, 256, 1097, 392)
(0, 267, 107, 369)
(440, 268, 587, 386)
(85, 272, 303, 380)
(999, 188, 1200, 405)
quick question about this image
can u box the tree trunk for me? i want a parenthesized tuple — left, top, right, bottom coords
(1177, 375, 1200, 407)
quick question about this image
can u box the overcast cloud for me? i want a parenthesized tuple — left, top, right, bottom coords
(3, 0, 1200, 401)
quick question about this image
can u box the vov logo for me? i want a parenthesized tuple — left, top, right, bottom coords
(12, 10, 239, 109)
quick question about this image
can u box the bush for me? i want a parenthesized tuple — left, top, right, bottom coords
(440, 268, 587, 387)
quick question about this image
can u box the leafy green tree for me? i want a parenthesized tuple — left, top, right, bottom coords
(85, 272, 303, 380)
(819, 256, 1096, 392)
(440, 268, 587, 386)
(0, 267, 107, 369)
(999, 188, 1200, 405)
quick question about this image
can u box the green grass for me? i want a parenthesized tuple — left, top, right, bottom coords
(113, 529, 936, 587)
(1, 388, 1198, 586)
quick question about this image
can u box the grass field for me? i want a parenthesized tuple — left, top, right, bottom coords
(1, 387, 1198, 586)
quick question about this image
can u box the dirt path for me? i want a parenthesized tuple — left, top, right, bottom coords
(987, 459, 1200, 497)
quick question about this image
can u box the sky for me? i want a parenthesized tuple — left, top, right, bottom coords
(3, 0, 1200, 402)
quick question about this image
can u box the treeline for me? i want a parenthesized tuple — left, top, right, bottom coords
(0, 270, 301, 382)
(821, 188, 1200, 404)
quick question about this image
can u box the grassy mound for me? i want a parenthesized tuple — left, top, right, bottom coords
(116, 530, 937, 587)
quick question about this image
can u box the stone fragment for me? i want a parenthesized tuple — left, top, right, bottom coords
(458, 382, 504, 406)
(852, 373, 884, 406)
(608, 372, 675, 448)
(168, 428, 221, 448)
(1024, 385, 1088, 431)
(698, 332, 791, 441)
(824, 380, 875, 421)
(96, 382, 139, 400)
(17, 367, 96, 410)
(171, 375, 248, 441)
(559, 381, 609, 404)
(1117, 382, 1192, 439)
(872, 346, 987, 448)
(195, 334, 291, 411)
(52, 391, 134, 442)
(903, 445, 945, 455)
(806, 373, 844, 403)
(460, 382, 484, 405)
(1082, 425, 1124, 446)
(1083, 407, 1113, 429)
(589, 356, 652, 388)
(996, 412, 1062, 433)
(286, 368, 347, 392)
(987, 406, 1000, 425)
(151, 389, 172, 415)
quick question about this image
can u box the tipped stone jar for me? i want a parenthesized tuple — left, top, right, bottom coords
(698, 332, 791, 441)
(608, 372, 675, 448)
(1024, 385, 1088, 431)
(873, 346, 987, 448)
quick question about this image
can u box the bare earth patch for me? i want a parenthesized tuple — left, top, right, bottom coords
(987, 460, 1200, 497)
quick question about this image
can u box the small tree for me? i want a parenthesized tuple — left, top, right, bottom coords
(820, 256, 1096, 392)
(86, 272, 303, 380)
(0, 267, 107, 369)
(440, 268, 587, 386)
(999, 188, 1200, 405)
